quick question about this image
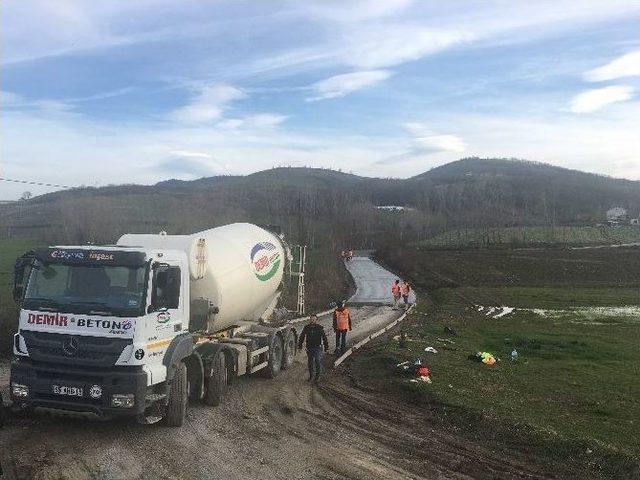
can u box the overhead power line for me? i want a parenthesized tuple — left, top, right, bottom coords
(0, 177, 72, 189)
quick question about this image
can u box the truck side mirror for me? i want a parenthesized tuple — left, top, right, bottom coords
(13, 286, 24, 303)
(13, 253, 35, 305)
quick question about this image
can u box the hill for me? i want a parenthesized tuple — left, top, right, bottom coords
(407, 158, 640, 228)
(1, 159, 639, 248)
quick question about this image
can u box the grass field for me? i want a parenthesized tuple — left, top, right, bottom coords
(364, 247, 640, 479)
(418, 225, 640, 248)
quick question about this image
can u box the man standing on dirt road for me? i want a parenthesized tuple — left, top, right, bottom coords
(298, 314, 329, 383)
(333, 300, 352, 355)
(391, 279, 401, 309)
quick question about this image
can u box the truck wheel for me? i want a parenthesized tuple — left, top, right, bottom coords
(204, 351, 227, 407)
(264, 334, 283, 379)
(282, 329, 296, 370)
(164, 362, 188, 427)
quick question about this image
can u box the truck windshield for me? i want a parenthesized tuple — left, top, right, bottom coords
(23, 262, 148, 317)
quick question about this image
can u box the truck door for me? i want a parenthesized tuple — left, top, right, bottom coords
(145, 263, 185, 370)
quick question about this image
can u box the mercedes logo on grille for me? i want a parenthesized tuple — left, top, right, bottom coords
(62, 337, 80, 357)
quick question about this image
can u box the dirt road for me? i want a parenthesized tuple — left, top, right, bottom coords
(345, 255, 416, 305)
(0, 258, 547, 480)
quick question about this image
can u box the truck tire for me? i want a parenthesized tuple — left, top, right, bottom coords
(281, 329, 296, 370)
(204, 351, 227, 407)
(164, 362, 188, 427)
(264, 334, 283, 379)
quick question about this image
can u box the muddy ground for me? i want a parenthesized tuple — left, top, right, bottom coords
(0, 306, 549, 480)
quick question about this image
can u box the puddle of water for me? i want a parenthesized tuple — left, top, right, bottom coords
(475, 305, 640, 321)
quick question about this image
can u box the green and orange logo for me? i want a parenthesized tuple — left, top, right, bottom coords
(250, 242, 281, 281)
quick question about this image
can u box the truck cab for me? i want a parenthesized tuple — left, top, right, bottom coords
(11, 246, 192, 422)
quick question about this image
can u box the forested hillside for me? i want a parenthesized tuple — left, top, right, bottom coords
(1, 158, 639, 248)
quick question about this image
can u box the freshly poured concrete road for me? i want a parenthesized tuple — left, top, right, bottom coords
(345, 254, 416, 305)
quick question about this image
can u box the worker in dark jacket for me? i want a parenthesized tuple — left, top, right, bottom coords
(333, 300, 352, 355)
(298, 314, 329, 383)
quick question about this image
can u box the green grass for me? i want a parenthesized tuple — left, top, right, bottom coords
(353, 286, 640, 478)
(433, 286, 640, 309)
(419, 225, 640, 248)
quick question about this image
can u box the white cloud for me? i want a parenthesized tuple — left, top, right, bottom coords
(171, 84, 246, 123)
(308, 70, 392, 101)
(239, 1, 640, 79)
(168, 149, 212, 160)
(404, 123, 466, 153)
(304, 0, 414, 23)
(570, 85, 635, 113)
(218, 113, 288, 130)
(160, 149, 232, 178)
(584, 50, 640, 82)
(340, 25, 472, 69)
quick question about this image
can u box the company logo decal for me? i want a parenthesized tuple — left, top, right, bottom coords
(250, 242, 281, 282)
(88, 252, 114, 261)
(157, 311, 171, 323)
(62, 337, 79, 357)
(50, 250, 85, 260)
(28, 312, 68, 326)
(89, 385, 103, 399)
(26, 313, 133, 335)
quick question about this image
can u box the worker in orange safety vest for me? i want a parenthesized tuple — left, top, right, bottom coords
(391, 279, 401, 309)
(400, 281, 412, 309)
(332, 300, 352, 355)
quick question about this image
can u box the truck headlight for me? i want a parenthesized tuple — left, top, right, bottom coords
(12, 383, 29, 398)
(111, 394, 135, 408)
(14, 333, 28, 356)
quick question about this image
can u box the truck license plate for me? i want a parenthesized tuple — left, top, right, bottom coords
(52, 385, 84, 397)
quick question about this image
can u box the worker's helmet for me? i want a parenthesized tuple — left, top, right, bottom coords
(341, 299, 347, 307)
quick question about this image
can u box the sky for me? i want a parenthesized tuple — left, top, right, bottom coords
(1, 0, 639, 200)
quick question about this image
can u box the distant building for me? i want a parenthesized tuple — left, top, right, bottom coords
(376, 205, 414, 212)
(631, 218, 639, 226)
(606, 207, 629, 225)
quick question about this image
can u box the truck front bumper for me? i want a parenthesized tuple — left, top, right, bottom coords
(10, 358, 148, 419)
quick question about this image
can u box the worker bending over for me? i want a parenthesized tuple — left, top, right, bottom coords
(391, 279, 401, 309)
(298, 314, 329, 383)
(333, 300, 352, 355)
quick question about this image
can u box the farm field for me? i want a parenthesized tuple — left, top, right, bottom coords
(362, 245, 640, 479)
(418, 225, 640, 248)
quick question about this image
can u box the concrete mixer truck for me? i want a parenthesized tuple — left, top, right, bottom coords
(9, 223, 303, 427)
